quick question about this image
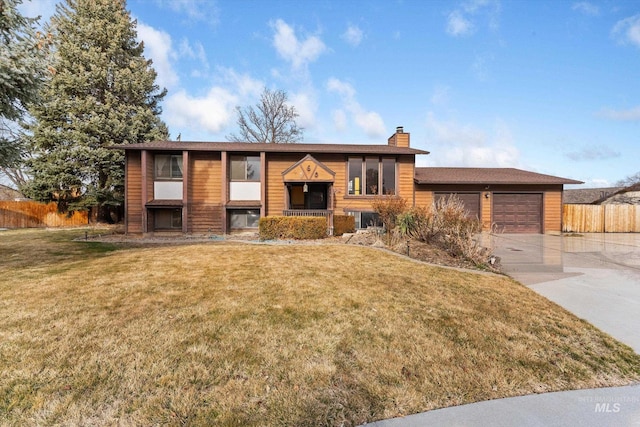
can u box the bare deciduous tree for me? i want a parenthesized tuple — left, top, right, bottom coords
(227, 88, 303, 143)
(616, 172, 640, 188)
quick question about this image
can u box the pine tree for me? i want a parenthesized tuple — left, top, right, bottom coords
(0, 0, 49, 169)
(25, 0, 168, 220)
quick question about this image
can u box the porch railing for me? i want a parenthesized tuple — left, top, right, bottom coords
(282, 209, 334, 235)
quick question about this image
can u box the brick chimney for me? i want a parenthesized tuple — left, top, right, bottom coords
(388, 126, 410, 147)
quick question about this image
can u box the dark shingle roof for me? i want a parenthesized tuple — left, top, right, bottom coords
(112, 141, 428, 155)
(563, 187, 623, 204)
(414, 167, 583, 185)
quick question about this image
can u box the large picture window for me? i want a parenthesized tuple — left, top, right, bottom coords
(348, 157, 396, 196)
(230, 155, 260, 181)
(155, 154, 183, 179)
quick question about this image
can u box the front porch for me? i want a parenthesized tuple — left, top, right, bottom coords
(282, 209, 334, 235)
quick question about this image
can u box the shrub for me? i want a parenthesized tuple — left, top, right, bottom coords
(333, 215, 355, 236)
(371, 196, 407, 243)
(397, 206, 431, 239)
(259, 216, 327, 240)
(399, 196, 489, 266)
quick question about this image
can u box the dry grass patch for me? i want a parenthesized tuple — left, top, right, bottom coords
(0, 228, 639, 426)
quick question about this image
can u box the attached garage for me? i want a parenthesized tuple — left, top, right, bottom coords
(414, 167, 583, 234)
(434, 192, 481, 220)
(492, 193, 542, 233)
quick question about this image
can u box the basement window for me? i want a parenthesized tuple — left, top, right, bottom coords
(229, 209, 260, 229)
(154, 208, 182, 230)
(346, 211, 382, 229)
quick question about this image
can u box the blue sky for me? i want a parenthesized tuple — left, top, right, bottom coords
(19, 0, 640, 188)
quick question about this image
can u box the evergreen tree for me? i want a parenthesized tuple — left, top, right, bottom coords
(25, 0, 168, 220)
(0, 0, 49, 169)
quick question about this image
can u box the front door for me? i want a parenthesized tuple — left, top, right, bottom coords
(288, 184, 328, 210)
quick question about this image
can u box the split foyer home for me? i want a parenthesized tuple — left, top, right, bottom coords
(116, 127, 581, 235)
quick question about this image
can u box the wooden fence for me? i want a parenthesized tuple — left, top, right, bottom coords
(0, 201, 89, 228)
(563, 204, 640, 232)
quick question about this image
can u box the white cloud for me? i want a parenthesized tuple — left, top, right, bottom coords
(164, 87, 238, 135)
(289, 91, 317, 129)
(564, 146, 621, 161)
(178, 38, 210, 77)
(572, 2, 600, 16)
(326, 78, 355, 98)
(424, 112, 520, 167)
(612, 14, 640, 48)
(597, 106, 640, 121)
(447, 11, 474, 36)
(137, 22, 179, 89)
(327, 78, 385, 138)
(446, 0, 501, 37)
(271, 19, 327, 70)
(342, 24, 364, 47)
(162, 69, 263, 139)
(155, 0, 219, 26)
(332, 109, 348, 132)
(218, 68, 263, 97)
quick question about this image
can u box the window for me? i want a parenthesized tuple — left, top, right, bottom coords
(365, 158, 379, 195)
(155, 154, 183, 179)
(346, 211, 382, 229)
(229, 209, 260, 229)
(154, 208, 182, 230)
(348, 158, 362, 195)
(348, 157, 396, 196)
(382, 158, 396, 195)
(231, 155, 260, 181)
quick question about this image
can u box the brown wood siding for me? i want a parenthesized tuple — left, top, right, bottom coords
(414, 187, 433, 209)
(397, 156, 415, 204)
(544, 190, 562, 233)
(126, 152, 142, 233)
(265, 153, 348, 216)
(145, 152, 154, 202)
(189, 152, 223, 233)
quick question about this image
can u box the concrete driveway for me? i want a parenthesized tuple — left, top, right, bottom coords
(487, 233, 640, 354)
(364, 233, 640, 427)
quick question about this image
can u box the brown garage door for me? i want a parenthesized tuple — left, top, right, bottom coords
(435, 192, 481, 220)
(493, 193, 542, 233)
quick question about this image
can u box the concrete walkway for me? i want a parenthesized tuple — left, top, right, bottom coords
(365, 385, 640, 427)
(364, 233, 640, 427)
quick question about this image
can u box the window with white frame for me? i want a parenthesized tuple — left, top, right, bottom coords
(348, 157, 396, 196)
(155, 154, 183, 179)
